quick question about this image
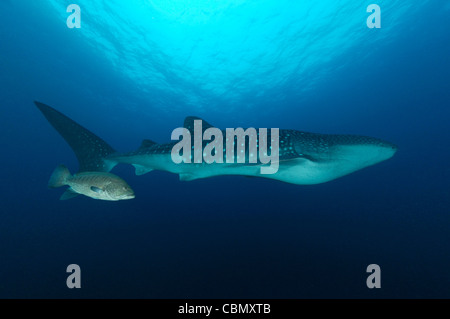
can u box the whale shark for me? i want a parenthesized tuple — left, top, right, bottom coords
(35, 101, 397, 186)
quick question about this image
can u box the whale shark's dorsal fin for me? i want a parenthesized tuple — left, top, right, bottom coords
(183, 116, 215, 133)
(138, 139, 157, 150)
(35, 101, 116, 172)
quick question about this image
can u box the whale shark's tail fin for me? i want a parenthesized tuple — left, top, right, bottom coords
(35, 101, 117, 172)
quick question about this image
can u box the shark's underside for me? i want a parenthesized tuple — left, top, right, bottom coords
(35, 101, 397, 185)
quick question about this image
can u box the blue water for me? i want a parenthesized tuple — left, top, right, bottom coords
(1, 0, 449, 298)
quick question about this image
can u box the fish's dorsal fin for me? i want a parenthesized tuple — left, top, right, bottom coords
(138, 139, 157, 150)
(183, 116, 215, 133)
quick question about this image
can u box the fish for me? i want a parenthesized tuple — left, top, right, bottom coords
(35, 101, 397, 186)
(48, 164, 135, 201)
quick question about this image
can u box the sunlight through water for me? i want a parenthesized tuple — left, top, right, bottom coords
(47, 0, 428, 112)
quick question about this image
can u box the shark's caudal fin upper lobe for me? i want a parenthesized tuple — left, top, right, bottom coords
(35, 101, 117, 172)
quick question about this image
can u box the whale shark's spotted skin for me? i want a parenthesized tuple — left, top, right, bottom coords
(36, 101, 397, 185)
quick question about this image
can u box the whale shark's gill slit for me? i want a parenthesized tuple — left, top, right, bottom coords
(35, 101, 116, 172)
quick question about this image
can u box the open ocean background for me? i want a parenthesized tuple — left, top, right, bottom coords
(0, 0, 449, 298)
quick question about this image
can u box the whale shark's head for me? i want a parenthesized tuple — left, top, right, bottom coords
(287, 131, 398, 184)
(324, 134, 397, 166)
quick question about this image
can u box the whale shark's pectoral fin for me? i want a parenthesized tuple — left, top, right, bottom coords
(60, 188, 79, 200)
(133, 164, 153, 176)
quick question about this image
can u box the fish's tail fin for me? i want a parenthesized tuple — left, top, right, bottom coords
(48, 164, 71, 188)
(35, 101, 118, 172)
